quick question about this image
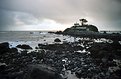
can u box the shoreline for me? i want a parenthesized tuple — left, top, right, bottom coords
(0, 32, 121, 79)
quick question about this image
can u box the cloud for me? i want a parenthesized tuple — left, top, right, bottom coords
(0, 9, 41, 30)
(0, 9, 65, 31)
(0, 0, 121, 31)
(0, 9, 16, 30)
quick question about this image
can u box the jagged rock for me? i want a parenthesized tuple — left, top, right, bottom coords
(16, 44, 32, 49)
(54, 38, 61, 42)
(0, 42, 10, 54)
(23, 64, 63, 79)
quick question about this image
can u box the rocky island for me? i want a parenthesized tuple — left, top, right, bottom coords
(63, 19, 121, 40)
(63, 19, 98, 34)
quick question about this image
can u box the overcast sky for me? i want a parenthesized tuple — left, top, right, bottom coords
(0, 0, 121, 31)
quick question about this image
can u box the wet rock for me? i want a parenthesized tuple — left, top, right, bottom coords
(75, 70, 82, 78)
(96, 50, 108, 58)
(16, 44, 32, 49)
(88, 43, 113, 58)
(0, 42, 9, 48)
(111, 40, 121, 50)
(20, 50, 28, 56)
(8, 71, 24, 79)
(23, 64, 63, 79)
(73, 46, 83, 51)
(88, 43, 101, 54)
(114, 69, 121, 78)
(35, 47, 39, 49)
(54, 38, 61, 42)
(40, 44, 63, 51)
(0, 42, 10, 54)
(0, 63, 7, 73)
(38, 44, 46, 47)
(10, 48, 18, 53)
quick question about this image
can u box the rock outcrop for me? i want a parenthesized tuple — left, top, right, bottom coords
(0, 42, 10, 54)
(16, 44, 32, 49)
(63, 24, 99, 35)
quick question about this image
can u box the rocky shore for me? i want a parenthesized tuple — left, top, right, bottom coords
(0, 35, 121, 79)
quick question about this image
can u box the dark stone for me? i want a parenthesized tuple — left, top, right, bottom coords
(111, 40, 121, 50)
(8, 71, 24, 79)
(88, 43, 113, 58)
(73, 46, 83, 51)
(0, 42, 10, 54)
(35, 47, 38, 49)
(54, 38, 61, 42)
(0, 63, 7, 73)
(23, 64, 63, 79)
(20, 50, 28, 56)
(16, 44, 32, 49)
(114, 69, 121, 77)
(10, 48, 18, 53)
(75, 70, 82, 78)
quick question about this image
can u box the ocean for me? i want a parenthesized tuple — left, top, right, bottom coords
(0, 31, 77, 49)
(0, 31, 117, 49)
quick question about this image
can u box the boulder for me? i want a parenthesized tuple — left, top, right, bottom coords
(0, 42, 10, 54)
(23, 64, 63, 79)
(54, 38, 61, 42)
(16, 44, 32, 49)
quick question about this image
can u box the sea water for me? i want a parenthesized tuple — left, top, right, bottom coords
(0, 31, 113, 48)
(0, 31, 76, 48)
